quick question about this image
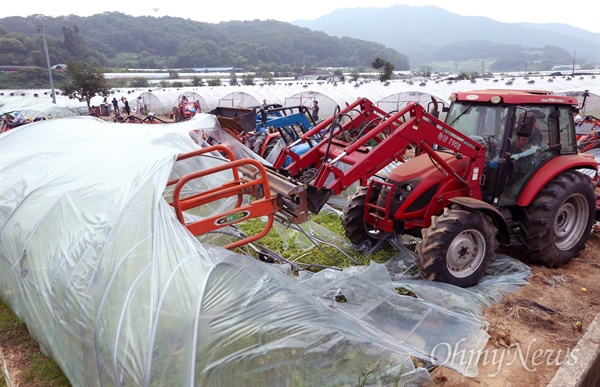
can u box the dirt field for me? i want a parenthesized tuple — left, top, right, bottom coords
(1, 227, 600, 386)
(432, 227, 600, 386)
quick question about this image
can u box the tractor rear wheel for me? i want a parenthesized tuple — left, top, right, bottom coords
(519, 170, 595, 267)
(342, 186, 383, 246)
(417, 207, 498, 287)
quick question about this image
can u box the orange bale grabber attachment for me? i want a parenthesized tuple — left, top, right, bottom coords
(167, 144, 311, 250)
(168, 145, 279, 250)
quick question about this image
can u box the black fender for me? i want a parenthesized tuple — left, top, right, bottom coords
(448, 197, 510, 245)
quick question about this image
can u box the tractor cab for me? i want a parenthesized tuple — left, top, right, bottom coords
(445, 90, 581, 206)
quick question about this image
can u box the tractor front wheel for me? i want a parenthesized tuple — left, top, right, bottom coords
(342, 186, 384, 246)
(519, 170, 595, 267)
(417, 207, 498, 287)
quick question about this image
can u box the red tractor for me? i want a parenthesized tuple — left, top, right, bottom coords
(171, 97, 201, 122)
(272, 90, 599, 287)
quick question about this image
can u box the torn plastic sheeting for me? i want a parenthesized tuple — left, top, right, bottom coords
(267, 216, 530, 321)
(186, 114, 272, 165)
(392, 254, 533, 316)
(296, 247, 531, 376)
(387, 251, 532, 373)
(383, 246, 533, 315)
(296, 260, 489, 377)
(0, 116, 514, 385)
(241, 218, 531, 376)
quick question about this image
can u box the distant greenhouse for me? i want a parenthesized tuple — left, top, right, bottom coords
(1, 73, 598, 120)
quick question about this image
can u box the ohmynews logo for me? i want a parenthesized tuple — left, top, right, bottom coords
(430, 338, 579, 377)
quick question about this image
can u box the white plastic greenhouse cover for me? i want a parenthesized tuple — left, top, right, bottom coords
(138, 88, 236, 114)
(0, 113, 535, 385)
(2, 73, 597, 119)
(0, 89, 40, 98)
(377, 91, 450, 114)
(216, 86, 300, 108)
(282, 85, 390, 119)
(177, 88, 233, 113)
(135, 90, 182, 115)
(0, 96, 77, 118)
(86, 89, 144, 109)
(556, 90, 600, 117)
(255, 84, 309, 104)
(319, 82, 391, 106)
(217, 90, 259, 108)
(285, 85, 434, 119)
(178, 91, 206, 112)
(216, 85, 303, 108)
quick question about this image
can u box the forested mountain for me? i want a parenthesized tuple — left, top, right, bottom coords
(293, 5, 599, 71)
(426, 40, 576, 73)
(0, 12, 409, 72)
(1, 7, 595, 84)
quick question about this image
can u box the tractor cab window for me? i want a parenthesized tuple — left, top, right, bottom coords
(499, 106, 565, 204)
(509, 108, 550, 152)
(445, 102, 508, 161)
(558, 106, 577, 154)
(445, 102, 510, 202)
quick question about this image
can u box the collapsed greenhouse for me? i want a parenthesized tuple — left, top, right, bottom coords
(0, 113, 537, 385)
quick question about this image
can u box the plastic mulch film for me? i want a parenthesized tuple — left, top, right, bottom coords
(0, 114, 529, 385)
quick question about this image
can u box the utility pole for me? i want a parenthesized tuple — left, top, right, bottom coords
(481, 56, 484, 76)
(38, 23, 56, 104)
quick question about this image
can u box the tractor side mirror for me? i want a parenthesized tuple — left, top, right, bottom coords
(516, 111, 535, 137)
(429, 96, 440, 118)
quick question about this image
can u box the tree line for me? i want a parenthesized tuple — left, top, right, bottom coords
(0, 12, 577, 90)
(0, 13, 408, 75)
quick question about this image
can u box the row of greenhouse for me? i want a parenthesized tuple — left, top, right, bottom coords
(1, 74, 599, 121)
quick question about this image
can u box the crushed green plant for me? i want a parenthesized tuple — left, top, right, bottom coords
(237, 212, 400, 272)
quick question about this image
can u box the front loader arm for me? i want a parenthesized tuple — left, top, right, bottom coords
(274, 98, 386, 173)
(313, 102, 486, 198)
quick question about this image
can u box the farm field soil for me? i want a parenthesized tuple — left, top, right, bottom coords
(432, 228, 600, 386)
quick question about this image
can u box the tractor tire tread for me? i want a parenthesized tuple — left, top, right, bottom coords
(417, 207, 498, 287)
(519, 170, 596, 267)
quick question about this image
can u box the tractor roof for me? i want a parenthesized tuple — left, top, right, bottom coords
(450, 89, 579, 106)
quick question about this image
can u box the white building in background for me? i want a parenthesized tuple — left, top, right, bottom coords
(552, 64, 581, 71)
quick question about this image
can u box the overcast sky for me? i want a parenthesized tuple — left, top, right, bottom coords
(4, 0, 599, 34)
